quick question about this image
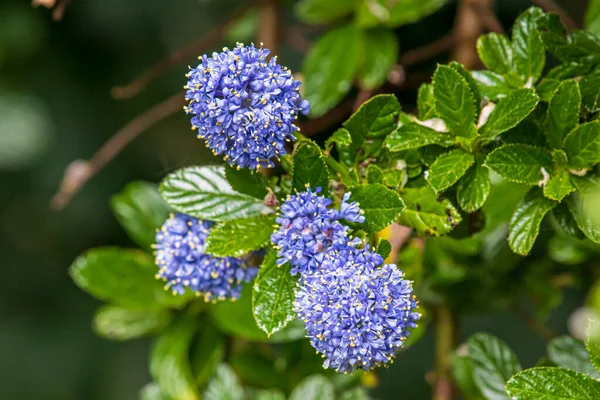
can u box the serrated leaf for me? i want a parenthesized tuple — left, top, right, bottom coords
(587, 319, 600, 373)
(252, 251, 297, 336)
(477, 33, 514, 75)
(588, 0, 600, 36)
(472, 70, 514, 101)
(580, 71, 600, 114)
(509, 188, 557, 255)
(359, 29, 399, 89)
(325, 128, 352, 150)
(70, 248, 186, 309)
(224, 164, 268, 200)
(536, 78, 561, 102)
(457, 165, 491, 212)
(564, 121, 600, 169)
(512, 7, 545, 80)
(376, 238, 392, 260)
(294, 0, 354, 24)
(546, 80, 581, 149)
(367, 164, 383, 184)
(567, 174, 600, 243)
(205, 215, 275, 257)
(382, 169, 402, 187)
(160, 166, 267, 222)
(345, 94, 401, 143)
(289, 375, 334, 400)
(432, 65, 477, 137)
(418, 83, 436, 120)
(398, 187, 461, 236)
(204, 364, 243, 400)
(506, 367, 600, 399)
(427, 149, 475, 192)
(93, 305, 171, 341)
(548, 336, 600, 378)
(211, 284, 304, 342)
(191, 323, 225, 389)
(348, 184, 405, 232)
(449, 62, 482, 121)
(292, 141, 330, 195)
(110, 181, 170, 251)
(385, 122, 454, 152)
(150, 317, 199, 400)
(485, 144, 553, 185)
(480, 89, 539, 138)
(543, 170, 575, 201)
(467, 333, 521, 400)
(303, 24, 361, 117)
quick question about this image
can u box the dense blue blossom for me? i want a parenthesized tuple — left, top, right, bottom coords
(271, 187, 365, 275)
(154, 213, 258, 301)
(184, 43, 309, 170)
(295, 245, 420, 373)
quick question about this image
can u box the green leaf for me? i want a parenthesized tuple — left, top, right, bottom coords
(150, 317, 199, 400)
(210, 284, 304, 343)
(139, 383, 173, 400)
(70, 248, 186, 309)
(506, 367, 600, 399)
(457, 165, 491, 212)
(480, 89, 540, 138)
(472, 71, 513, 101)
(449, 62, 482, 121)
(385, 122, 454, 152)
(254, 390, 286, 400)
(467, 333, 521, 400)
(587, 0, 600, 36)
(294, 0, 354, 24)
(348, 184, 405, 232)
(433, 65, 477, 137)
(484, 144, 553, 185)
(543, 169, 575, 201)
(512, 7, 545, 80)
(580, 71, 600, 114)
(553, 201, 585, 239)
(546, 80, 581, 149)
(477, 33, 514, 74)
(587, 319, 600, 373)
(293, 141, 330, 195)
(93, 305, 171, 341)
(191, 323, 225, 389)
(509, 188, 557, 255)
(564, 122, 600, 169)
(386, 0, 448, 28)
(205, 215, 275, 257)
(252, 251, 297, 336)
(418, 83, 436, 120)
(359, 29, 399, 89)
(303, 24, 361, 117)
(548, 336, 600, 378)
(160, 166, 267, 222)
(452, 351, 483, 399)
(382, 168, 402, 187)
(567, 174, 600, 243)
(536, 78, 561, 102)
(289, 375, 334, 400)
(376, 238, 392, 260)
(427, 149, 475, 192)
(325, 128, 352, 150)
(110, 181, 170, 251)
(204, 364, 243, 400)
(224, 164, 268, 200)
(367, 164, 384, 184)
(398, 187, 462, 236)
(340, 388, 370, 400)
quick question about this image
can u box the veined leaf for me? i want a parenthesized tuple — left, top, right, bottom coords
(546, 80, 581, 149)
(205, 215, 275, 257)
(418, 83, 436, 120)
(484, 144, 552, 185)
(509, 188, 557, 255)
(348, 184, 405, 232)
(536, 78, 561, 102)
(294, 0, 354, 24)
(506, 367, 600, 399)
(289, 375, 334, 400)
(224, 164, 268, 199)
(427, 149, 475, 192)
(480, 89, 539, 138)
(543, 169, 575, 201)
(292, 141, 330, 196)
(385, 122, 454, 152)
(345, 94, 401, 143)
(472, 70, 514, 101)
(398, 187, 461, 236)
(325, 128, 352, 150)
(477, 33, 514, 74)
(93, 306, 171, 341)
(512, 7, 545, 80)
(366, 164, 384, 184)
(563, 121, 600, 169)
(457, 164, 491, 212)
(548, 336, 600, 378)
(359, 29, 399, 89)
(567, 174, 600, 243)
(432, 65, 477, 137)
(587, 319, 600, 374)
(204, 364, 243, 400)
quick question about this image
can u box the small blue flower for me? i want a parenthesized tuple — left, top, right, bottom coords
(155, 213, 258, 301)
(271, 187, 364, 276)
(184, 43, 309, 170)
(294, 245, 420, 373)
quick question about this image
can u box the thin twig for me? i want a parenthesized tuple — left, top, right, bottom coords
(111, 3, 253, 100)
(50, 92, 185, 211)
(531, 0, 579, 31)
(399, 33, 457, 67)
(452, 0, 489, 69)
(477, 3, 506, 34)
(258, 0, 280, 54)
(353, 88, 374, 112)
(512, 305, 557, 342)
(434, 304, 455, 400)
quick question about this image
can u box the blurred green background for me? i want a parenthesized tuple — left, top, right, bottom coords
(0, 0, 591, 398)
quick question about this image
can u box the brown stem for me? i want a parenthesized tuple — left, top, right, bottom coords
(111, 3, 253, 100)
(399, 33, 457, 67)
(452, 0, 490, 69)
(50, 92, 185, 211)
(258, 0, 280, 54)
(434, 304, 455, 400)
(511, 305, 557, 342)
(531, 0, 579, 31)
(353, 88, 374, 112)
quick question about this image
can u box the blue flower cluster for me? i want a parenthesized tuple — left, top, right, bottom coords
(271, 187, 364, 275)
(154, 213, 258, 301)
(184, 43, 310, 170)
(272, 187, 419, 372)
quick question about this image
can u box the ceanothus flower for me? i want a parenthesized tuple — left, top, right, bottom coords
(154, 213, 258, 301)
(271, 187, 365, 276)
(184, 43, 310, 170)
(294, 245, 420, 373)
